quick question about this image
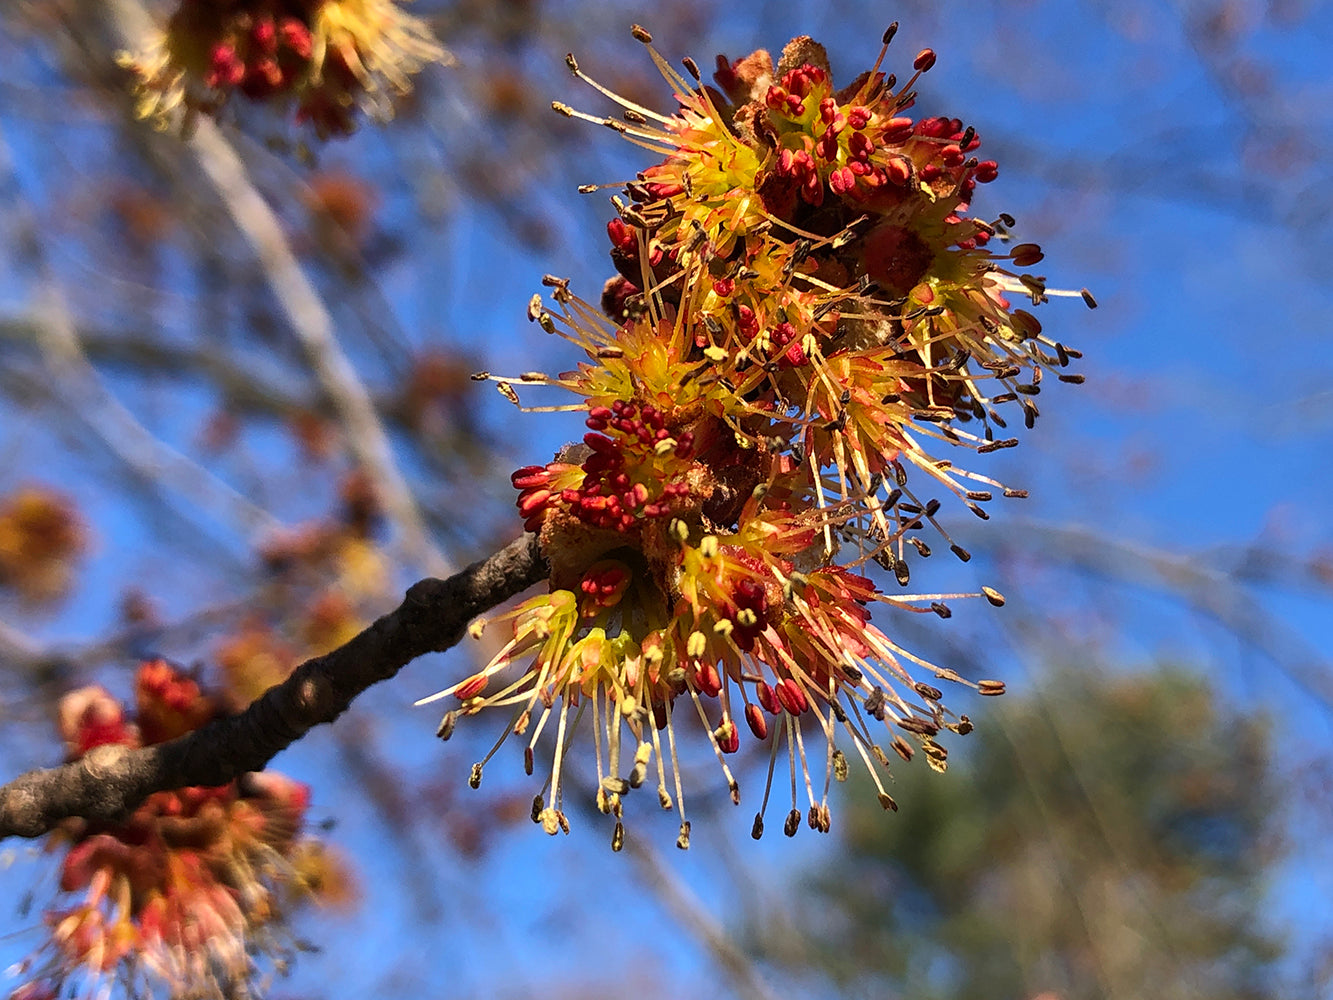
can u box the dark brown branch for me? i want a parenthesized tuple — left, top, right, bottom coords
(0, 532, 547, 840)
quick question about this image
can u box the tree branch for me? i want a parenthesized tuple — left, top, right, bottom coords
(0, 532, 546, 841)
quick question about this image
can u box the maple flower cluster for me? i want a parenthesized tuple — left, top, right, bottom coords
(422, 26, 1093, 849)
(0, 486, 84, 603)
(117, 0, 449, 136)
(11, 661, 339, 1000)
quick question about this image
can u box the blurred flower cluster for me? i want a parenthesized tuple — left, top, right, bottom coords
(117, 0, 449, 136)
(0, 486, 84, 604)
(11, 660, 350, 1000)
(426, 28, 1093, 848)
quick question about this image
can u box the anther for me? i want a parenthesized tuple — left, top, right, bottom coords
(864, 687, 887, 721)
(435, 711, 457, 741)
(784, 809, 801, 837)
(1010, 243, 1044, 267)
(950, 717, 974, 735)
(601, 776, 630, 796)
(892, 558, 910, 586)
(676, 820, 691, 850)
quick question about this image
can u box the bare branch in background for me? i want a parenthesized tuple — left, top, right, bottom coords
(1006, 521, 1333, 709)
(0, 128, 283, 541)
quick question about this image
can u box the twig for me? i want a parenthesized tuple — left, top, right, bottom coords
(0, 314, 318, 421)
(33, 285, 285, 538)
(0, 531, 545, 840)
(0, 617, 43, 666)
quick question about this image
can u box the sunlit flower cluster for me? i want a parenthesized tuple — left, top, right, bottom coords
(424, 27, 1093, 848)
(117, 0, 450, 136)
(12, 661, 345, 999)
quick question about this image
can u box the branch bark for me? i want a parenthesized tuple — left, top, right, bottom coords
(0, 532, 546, 841)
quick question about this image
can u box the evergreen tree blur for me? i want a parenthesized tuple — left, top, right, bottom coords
(783, 667, 1283, 1000)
